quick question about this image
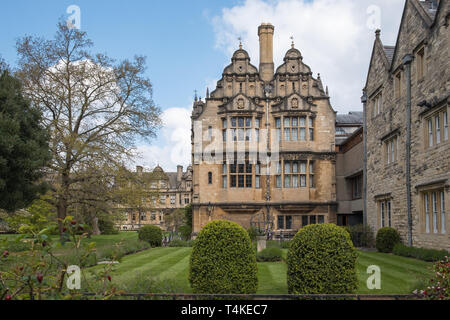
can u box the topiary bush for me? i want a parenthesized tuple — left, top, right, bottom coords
(189, 220, 258, 294)
(344, 224, 375, 248)
(376, 227, 401, 253)
(256, 247, 283, 262)
(287, 224, 358, 294)
(393, 243, 449, 262)
(138, 225, 162, 247)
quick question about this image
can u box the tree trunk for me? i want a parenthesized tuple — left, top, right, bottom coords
(91, 216, 101, 235)
(57, 172, 70, 240)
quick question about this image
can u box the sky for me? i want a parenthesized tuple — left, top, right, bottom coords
(0, 0, 406, 172)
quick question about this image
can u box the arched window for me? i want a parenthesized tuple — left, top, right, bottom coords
(208, 172, 212, 184)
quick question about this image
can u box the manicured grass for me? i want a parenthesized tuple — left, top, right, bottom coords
(86, 247, 433, 294)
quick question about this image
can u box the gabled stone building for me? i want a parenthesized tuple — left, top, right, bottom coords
(191, 23, 337, 238)
(119, 165, 193, 231)
(363, 0, 449, 250)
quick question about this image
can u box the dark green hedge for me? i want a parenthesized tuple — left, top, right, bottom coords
(138, 225, 162, 247)
(344, 224, 375, 248)
(376, 227, 401, 253)
(189, 220, 258, 294)
(393, 243, 449, 262)
(287, 224, 358, 294)
(256, 247, 283, 262)
(168, 239, 195, 247)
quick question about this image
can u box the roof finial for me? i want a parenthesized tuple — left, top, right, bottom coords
(206, 87, 210, 99)
(375, 29, 381, 38)
(238, 36, 243, 49)
(194, 90, 198, 102)
(290, 36, 295, 48)
(326, 86, 329, 96)
(317, 73, 321, 80)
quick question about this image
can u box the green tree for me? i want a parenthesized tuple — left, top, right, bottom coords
(0, 69, 50, 212)
(15, 22, 162, 235)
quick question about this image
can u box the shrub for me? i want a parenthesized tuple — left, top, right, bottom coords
(189, 220, 258, 294)
(344, 224, 375, 248)
(376, 227, 401, 253)
(179, 225, 192, 241)
(168, 239, 194, 247)
(98, 219, 119, 235)
(1, 240, 31, 252)
(287, 224, 358, 294)
(256, 247, 283, 262)
(138, 225, 162, 247)
(393, 243, 449, 262)
(415, 256, 449, 300)
(267, 240, 291, 249)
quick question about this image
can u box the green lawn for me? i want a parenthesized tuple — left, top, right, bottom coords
(86, 247, 433, 295)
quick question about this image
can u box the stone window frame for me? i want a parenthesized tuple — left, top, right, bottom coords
(415, 45, 426, 82)
(280, 159, 315, 189)
(417, 182, 447, 235)
(277, 215, 293, 230)
(227, 161, 253, 189)
(394, 68, 403, 100)
(301, 214, 325, 228)
(384, 135, 399, 165)
(423, 106, 449, 149)
(224, 115, 259, 142)
(371, 91, 383, 118)
(375, 194, 392, 228)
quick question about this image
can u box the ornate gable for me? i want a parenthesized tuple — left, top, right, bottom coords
(218, 93, 263, 114)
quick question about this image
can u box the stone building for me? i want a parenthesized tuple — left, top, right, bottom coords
(336, 113, 364, 226)
(363, 0, 449, 250)
(191, 23, 337, 238)
(119, 165, 193, 231)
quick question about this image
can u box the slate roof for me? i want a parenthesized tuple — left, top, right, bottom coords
(336, 112, 363, 125)
(383, 46, 395, 65)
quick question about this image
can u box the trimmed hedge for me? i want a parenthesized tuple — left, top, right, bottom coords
(189, 220, 258, 294)
(376, 227, 401, 253)
(393, 243, 449, 262)
(287, 224, 358, 294)
(168, 239, 195, 247)
(138, 225, 162, 247)
(256, 247, 283, 262)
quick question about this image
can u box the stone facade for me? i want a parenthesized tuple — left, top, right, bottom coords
(119, 165, 192, 231)
(336, 122, 364, 226)
(364, 0, 449, 250)
(191, 23, 337, 238)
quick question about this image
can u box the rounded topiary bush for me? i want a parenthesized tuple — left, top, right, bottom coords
(287, 224, 358, 294)
(256, 247, 283, 262)
(138, 225, 162, 247)
(189, 220, 258, 294)
(376, 227, 401, 253)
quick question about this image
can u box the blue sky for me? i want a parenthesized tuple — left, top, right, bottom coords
(0, 0, 405, 171)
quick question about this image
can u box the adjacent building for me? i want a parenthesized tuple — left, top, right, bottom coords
(364, 0, 449, 250)
(191, 23, 337, 238)
(119, 165, 193, 231)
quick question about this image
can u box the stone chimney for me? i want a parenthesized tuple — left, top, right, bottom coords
(136, 166, 143, 175)
(177, 165, 183, 182)
(258, 23, 275, 82)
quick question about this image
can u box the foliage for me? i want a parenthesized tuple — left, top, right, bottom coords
(5, 194, 56, 234)
(267, 240, 291, 249)
(138, 225, 162, 247)
(189, 220, 258, 294)
(287, 224, 358, 294)
(178, 225, 192, 241)
(0, 70, 50, 212)
(0, 216, 119, 300)
(256, 247, 283, 262)
(376, 227, 401, 253)
(414, 256, 449, 300)
(393, 243, 449, 262)
(15, 22, 162, 234)
(98, 219, 119, 235)
(168, 239, 195, 248)
(184, 204, 193, 229)
(344, 224, 375, 248)
(164, 209, 185, 233)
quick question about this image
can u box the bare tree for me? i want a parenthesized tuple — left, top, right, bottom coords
(15, 22, 162, 236)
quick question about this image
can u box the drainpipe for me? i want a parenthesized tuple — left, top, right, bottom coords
(361, 91, 368, 226)
(402, 54, 413, 247)
(264, 84, 273, 234)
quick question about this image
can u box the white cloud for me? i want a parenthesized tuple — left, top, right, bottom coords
(133, 107, 192, 172)
(211, 0, 405, 112)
